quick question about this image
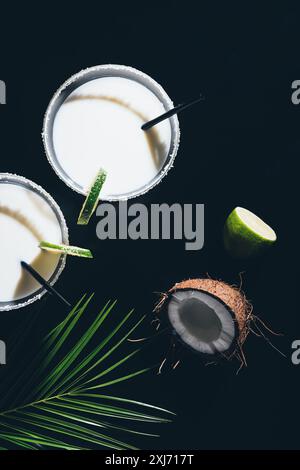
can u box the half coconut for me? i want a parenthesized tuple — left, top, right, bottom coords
(155, 278, 252, 362)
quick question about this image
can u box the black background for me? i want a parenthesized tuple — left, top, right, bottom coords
(0, 1, 300, 450)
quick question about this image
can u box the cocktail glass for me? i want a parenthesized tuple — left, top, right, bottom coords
(0, 173, 68, 311)
(43, 64, 180, 201)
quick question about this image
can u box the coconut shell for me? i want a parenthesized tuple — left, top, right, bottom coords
(155, 278, 252, 345)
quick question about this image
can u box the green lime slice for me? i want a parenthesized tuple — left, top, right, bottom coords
(224, 207, 277, 258)
(77, 169, 107, 225)
(39, 241, 93, 259)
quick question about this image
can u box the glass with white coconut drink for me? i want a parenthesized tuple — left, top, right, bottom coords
(0, 174, 68, 311)
(43, 65, 180, 201)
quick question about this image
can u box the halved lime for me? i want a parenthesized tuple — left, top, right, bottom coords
(224, 207, 277, 258)
(77, 169, 107, 225)
(39, 241, 93, 258)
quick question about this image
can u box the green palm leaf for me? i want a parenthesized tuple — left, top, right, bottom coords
(0, 295, 174, 450)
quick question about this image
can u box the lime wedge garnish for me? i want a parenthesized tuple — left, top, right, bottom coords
(224, 207, 277, 258)
(77, 169, 107, 225)
(39, 241, 93, 258)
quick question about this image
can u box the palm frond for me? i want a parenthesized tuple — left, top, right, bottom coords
(0, 295, 174, 450)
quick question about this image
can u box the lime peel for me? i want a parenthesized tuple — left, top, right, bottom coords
(77, 169, 107, 225)
(39, 241, 93, 259)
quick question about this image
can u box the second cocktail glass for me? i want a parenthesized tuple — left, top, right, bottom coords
(0, 173, 68, 311)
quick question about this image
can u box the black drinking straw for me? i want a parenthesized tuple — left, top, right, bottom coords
(20, 260, 71, 307)
(141, 95, 205, 131)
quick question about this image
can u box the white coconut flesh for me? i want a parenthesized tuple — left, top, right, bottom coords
(167, 289, 236, 354)
(236, 207, 277, 241)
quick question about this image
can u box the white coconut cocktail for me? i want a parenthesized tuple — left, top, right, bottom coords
(0, 174, 68, 311)
(43, 65, 180, 201)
